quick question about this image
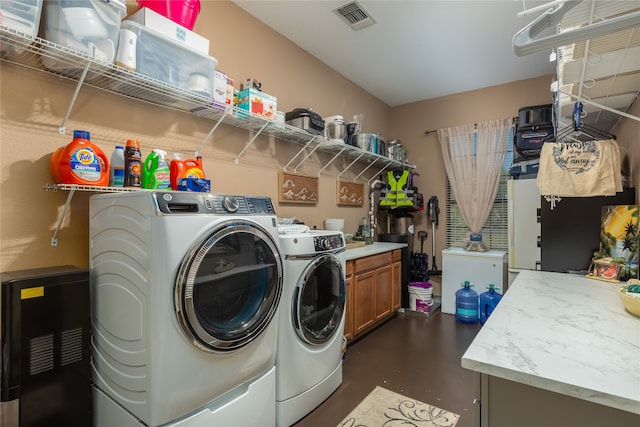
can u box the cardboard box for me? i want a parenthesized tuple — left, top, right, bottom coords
(237, 88, 277, 121)
(226, 77, 235, 106)
(213, 70, 227, 109)
(128, 7, 209, 55)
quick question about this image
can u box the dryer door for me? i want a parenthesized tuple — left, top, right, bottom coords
(175, 220, 283, 352)
(293, 253, 346, 345)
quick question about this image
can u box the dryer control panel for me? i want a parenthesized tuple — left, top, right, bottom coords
(313, 233, 345, 252)
(153, 192, 276, 215)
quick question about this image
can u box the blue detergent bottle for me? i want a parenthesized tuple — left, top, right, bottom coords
(479, 284, 503, 324)
(455, 281, 479, 324)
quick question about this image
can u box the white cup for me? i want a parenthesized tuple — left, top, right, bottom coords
(115, 28, 136, 71)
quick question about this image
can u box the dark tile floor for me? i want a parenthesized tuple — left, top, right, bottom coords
(292, 310, 482, 427)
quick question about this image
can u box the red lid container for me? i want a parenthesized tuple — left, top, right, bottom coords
(137, 0, 201, 30)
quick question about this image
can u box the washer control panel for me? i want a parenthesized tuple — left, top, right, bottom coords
(154, 192, 275, 215)
(313, 233, 345, 252)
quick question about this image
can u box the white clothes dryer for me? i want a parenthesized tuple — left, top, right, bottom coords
(89, 191, 283, 427)
(275, 230, 346, 427)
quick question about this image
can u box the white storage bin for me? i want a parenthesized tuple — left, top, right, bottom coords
(0, 0, 44, 57)
(41, 0, 126, 78)
(118, 20, 218, 99)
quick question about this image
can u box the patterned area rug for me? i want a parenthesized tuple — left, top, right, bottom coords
(337, 386, 460, 427)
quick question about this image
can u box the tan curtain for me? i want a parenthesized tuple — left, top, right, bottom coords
(438, 118, 513, 250)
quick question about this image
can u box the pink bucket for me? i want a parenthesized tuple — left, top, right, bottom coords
(137, 0, 201, 30)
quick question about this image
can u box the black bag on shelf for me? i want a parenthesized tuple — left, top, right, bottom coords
(518, 104, 553, 130)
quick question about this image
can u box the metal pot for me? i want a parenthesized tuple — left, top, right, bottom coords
(352, 133, 376, 151)
(387, 140, 406, 162)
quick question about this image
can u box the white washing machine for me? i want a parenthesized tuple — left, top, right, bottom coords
(276, 230, 346, 427)
(89, 191, 283, 427)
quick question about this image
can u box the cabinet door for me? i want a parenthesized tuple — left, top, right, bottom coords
(373, 266, 391, 321)
(344, 275, 354, 341)
(353, 270, 375, 335)
(391, 261, 401, 311)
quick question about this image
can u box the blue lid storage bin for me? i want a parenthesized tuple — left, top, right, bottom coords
(0, 0, 44, 57)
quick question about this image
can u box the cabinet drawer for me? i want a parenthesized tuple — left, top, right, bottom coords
(392, 249, 402, 262)
(346, 260, 354, 277)
(354, 252, 391, 274)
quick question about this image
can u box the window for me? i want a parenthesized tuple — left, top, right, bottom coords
(445, 127, 514, 250)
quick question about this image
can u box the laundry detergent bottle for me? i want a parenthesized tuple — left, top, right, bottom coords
(50, 130, 109, 186)
(141, 149, 171, 189)
(170, 154, 206, 190)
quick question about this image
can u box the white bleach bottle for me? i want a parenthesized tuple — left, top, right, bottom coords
(109, 145, 125, 187)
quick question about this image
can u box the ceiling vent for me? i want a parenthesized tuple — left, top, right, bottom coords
(334, 1, 377, 31)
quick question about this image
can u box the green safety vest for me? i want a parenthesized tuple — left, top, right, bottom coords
(380, 170, 413, 207)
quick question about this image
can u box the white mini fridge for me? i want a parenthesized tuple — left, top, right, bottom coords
(441, 248, 507, 315)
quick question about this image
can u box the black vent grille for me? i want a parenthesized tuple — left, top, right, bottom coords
(29, 334, 54, 375)
(61, 327, 84, 366)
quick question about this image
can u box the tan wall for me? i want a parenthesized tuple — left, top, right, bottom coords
(389, 76, 555, 269)
(0, 0, 391, 271)
(1, 1, 636, 273)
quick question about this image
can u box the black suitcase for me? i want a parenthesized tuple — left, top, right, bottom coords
(515, 125, 554, 158)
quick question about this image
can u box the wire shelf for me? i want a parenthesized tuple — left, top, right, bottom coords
(2, 26, 415, 174)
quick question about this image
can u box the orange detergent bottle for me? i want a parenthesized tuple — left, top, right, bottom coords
(170, 154, 206, 190)
(50, 130, 109, 186)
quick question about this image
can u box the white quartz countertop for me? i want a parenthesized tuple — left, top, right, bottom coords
(461, 270, 640, 414)
(345, 242, 407, 261)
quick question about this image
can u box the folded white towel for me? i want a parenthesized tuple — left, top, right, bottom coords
(277, 224, 310, 234)
(537, 139, 622, 197)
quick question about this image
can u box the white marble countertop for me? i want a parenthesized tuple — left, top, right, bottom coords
(461, 270, 640, 414)
(345, 242, 407, 261)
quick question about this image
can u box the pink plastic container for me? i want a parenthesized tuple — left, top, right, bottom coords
(137, 0, 201, 30)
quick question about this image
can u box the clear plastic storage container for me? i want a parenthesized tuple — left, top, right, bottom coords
(113, 20, 218, 107)
(41, 0, 127, 78)
(0, 0, 44, 57)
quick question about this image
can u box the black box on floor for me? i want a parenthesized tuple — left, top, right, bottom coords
(1, 265, 91, 427)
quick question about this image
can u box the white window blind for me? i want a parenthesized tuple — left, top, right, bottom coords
(446, 126, 514, 250)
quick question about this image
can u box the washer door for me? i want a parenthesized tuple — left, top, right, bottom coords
(293, 254, 345, 345)
(175, 220, 282, 352)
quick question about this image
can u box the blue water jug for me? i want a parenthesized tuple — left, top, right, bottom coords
(455, 281, 479, 324)
(479, 284, 503, 324)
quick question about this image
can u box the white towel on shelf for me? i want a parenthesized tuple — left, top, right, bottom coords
(536, 139, 622, 197)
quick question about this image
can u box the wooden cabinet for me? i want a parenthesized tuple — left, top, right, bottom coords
(344, 260, 354, 341)
(353, 270, 376, 335)
(346, 249, 402, 340)
(373, 267, 391, 321)
(391, 250, 402, 311)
